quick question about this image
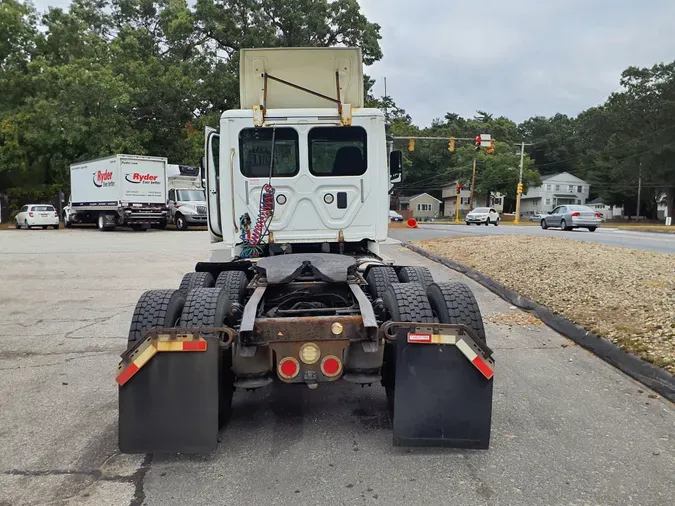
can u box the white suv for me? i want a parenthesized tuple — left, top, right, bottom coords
(15, 204, 60, 230)
(465, 207, 500, 226)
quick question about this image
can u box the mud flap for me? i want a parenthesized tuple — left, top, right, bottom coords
(118, 334, 221, 454)
(391, 329, 493, 449)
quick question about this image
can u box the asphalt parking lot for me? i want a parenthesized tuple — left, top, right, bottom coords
(0, 228, 673, 506)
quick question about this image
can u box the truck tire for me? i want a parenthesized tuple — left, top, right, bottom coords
(127, 289, 186, 349)
(366, 266, 398, 298)
(175, 213, 188, 231)
(426, 282, 486, 344)
(381, 283, 435, 412)
(179, 272, 215, 294)
(179, 287, 234, 425)
(215, 270, 249, 303)
(131, 224, 146, 232)
(97, 213, 115, 231)
(398, 266, 434, 288)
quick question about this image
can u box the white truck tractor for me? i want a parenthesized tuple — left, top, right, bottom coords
(64, 154, 169, 231)
(167, 164, 207, 230)
(117, 47, 494, 454)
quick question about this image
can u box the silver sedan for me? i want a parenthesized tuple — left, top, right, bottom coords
(540, 205, 602, 232)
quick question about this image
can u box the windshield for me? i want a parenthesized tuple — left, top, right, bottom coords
(472, 207, 489, 213)
(32, 206, 54, 212)
(569, 205, 593, 212)
(176, 190, 205, 201)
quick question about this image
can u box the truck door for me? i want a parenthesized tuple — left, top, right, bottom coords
(205, 127, 222, 240)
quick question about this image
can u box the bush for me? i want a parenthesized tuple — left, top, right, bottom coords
(7, 184, 65, 215)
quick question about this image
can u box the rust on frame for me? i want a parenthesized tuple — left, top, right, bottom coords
(252, 315, 365, 344)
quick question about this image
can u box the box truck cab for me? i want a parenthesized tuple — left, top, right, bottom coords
(167, 164, 207, 230)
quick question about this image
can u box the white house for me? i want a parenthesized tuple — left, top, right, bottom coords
(519, 172, 590, 215)
(441, 181, 505, 217)
(586, 197, 623, 220)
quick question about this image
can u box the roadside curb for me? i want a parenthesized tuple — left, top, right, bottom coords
(403, 242, 675, 403)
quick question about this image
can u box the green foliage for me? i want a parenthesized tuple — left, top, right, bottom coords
(6, 184, 65, 214)
(0, 0, 382, 194)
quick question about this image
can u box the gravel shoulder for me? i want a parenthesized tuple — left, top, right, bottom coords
(414, 235, 675, 374)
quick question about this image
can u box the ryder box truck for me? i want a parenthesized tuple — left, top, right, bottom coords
(64, 154, 169, 231)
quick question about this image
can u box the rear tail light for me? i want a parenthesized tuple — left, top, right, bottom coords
(29, 212, 34, 217)
(278, 357, 300, 379)
(320, 355, 343, 378)
(54, 212, 58, 217)
(571, 212, 580, 217)
(595, 212, 601, 218)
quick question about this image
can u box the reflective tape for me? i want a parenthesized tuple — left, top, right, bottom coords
(116, 337, 207, 386)
(407, 331, 494, 380)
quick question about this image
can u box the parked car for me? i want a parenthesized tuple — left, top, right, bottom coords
(15, 204, 60, 230)
(529, 213, 547, 222)
(540, 205, 602, 231)
(466, 207, 500, 226)
(389, 210, 403, 222)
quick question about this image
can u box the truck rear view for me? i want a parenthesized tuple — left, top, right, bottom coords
(65, 154, 169, 231)
(117, 47, 494, 454)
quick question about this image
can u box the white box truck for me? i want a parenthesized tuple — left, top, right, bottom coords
(166, 164, 207, 230)
(64, 154, 169, 231)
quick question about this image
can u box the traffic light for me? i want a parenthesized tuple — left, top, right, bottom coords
(456, 182, 462, 195)
(408, 138, 415, 152)
(475, 136, 481, 152)
(487, 139, 496, 154)
(448, 137, 455, 152)
(517, 183, 523, 195)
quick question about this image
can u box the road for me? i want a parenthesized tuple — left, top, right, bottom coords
(0, 229, 673, 506)
(390, 223, 675, 254)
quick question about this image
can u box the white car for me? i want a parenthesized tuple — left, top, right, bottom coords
(15, 204, 60, 230)
(389, 210, 403, 222)
(465, 207, 500, 226)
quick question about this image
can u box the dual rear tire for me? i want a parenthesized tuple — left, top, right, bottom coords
(127, 284, 237, 426)
(368, 265, 486, 412)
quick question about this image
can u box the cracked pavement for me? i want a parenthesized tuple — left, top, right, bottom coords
(0, 229, 674, 506)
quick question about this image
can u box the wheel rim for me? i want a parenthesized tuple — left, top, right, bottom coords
(177, 217, 184, 228)
(561, 220, 566, 229)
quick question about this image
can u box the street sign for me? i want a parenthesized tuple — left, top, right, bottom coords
(480, 134, 491, 148)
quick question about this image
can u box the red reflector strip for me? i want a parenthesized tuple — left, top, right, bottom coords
(472, 356, 494, 380)
(182, 340, 207, 351)
(408, 333, 432, 343)
(116, 363, 139, 386)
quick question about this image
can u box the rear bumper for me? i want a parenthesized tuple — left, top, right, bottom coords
(571, 218, 601, 227)
(26, 217, 59, 226)
(124, 207, 168, 224)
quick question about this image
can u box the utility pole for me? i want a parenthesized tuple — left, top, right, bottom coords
(455, 183, 461, 223)
(513, 141, 533, 225)
(636, 161, 642, 223)
(469, 158, 477, 211)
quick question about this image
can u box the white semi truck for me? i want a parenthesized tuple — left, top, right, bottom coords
(64, 154, 169, 231)
(167, 164, 207, 230)
(118, 47, 494, 454)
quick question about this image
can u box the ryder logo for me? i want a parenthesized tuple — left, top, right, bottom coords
(92, 170, 114, 188)
(125, 173, 160, 184)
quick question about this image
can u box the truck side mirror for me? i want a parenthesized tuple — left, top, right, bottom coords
(199, 156, 206, 189)
(390, 150, 403, 183)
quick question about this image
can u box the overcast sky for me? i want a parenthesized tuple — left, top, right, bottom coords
(31, 0, 675, 126)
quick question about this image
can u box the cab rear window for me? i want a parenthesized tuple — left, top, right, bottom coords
(239, 128, 299, 178)
(309, 126, 367, 177)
